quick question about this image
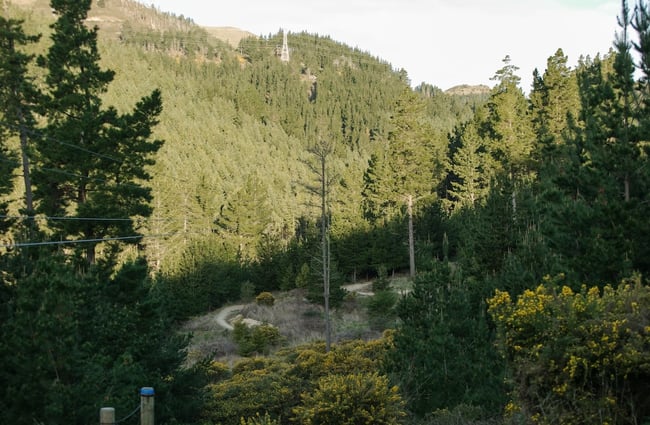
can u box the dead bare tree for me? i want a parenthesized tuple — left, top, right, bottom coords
(304, 137, 337, 352)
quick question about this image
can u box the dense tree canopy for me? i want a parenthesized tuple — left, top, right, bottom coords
(1, 0, 648, 424)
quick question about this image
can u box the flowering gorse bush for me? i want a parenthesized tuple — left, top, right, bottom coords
(204, 335, 403, 424)
(293, 372, 405, 425)
(488, 277, 650, 424)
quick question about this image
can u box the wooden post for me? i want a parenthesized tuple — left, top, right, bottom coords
(140, 387, 155, 425)
(100, 407, 115, 425)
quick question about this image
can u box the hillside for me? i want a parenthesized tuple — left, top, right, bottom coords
(3, 1, 650, 424)
(5, 0, 480, 275)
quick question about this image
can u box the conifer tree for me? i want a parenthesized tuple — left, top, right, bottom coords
(631, 0, 650, 274)
(529, 49, 580, 162)
(387, 261, 506, 416)
(610, 0, 638, 203)
(361, 150, 393, 223)
(362, 87, 445, 276)
(34, 0, 163, 265)
(215, 173, 272, 261)
(363, 88, 441, 221)
(541, 1, 649, 282)
(0, 16, 40, 219)
(486, 56, 536, 183)
(446, 115, 493, 211)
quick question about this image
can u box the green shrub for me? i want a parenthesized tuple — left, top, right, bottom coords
(373, 265, 391, 292)
(488, 278, 650, 424)
(366, 290, 398, 330)
(425, 404, 492, 425)
(204, 337, 397, 424)
(205, 358, 298, 424)
(256, 291, 275, 306)
(233, 321, 283, 356)
(292, 372, 406, 425)
(290, 337, 392, 380)
(295, 263, 311, 289)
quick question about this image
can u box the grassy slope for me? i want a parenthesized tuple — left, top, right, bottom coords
(181, 277, 413, 365)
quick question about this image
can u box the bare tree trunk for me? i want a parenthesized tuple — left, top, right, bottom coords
(306, 136, 335, 352)
(86, 244, 96, 265)
(17, 107, 34, 214)
(408, 194, 415, 278)
(321, 152, 331, 352)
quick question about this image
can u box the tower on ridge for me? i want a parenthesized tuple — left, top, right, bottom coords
(280, 29, 290, 62)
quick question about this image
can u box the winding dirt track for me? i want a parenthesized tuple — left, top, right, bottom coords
(213, 282, 376, 331)
(214, 304, 243, 331)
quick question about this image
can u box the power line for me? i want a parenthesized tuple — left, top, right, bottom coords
(0, 214, 175, 223)
(0, 214, 220, 232)
(0, 119, 122, 163)
(0, 123, 195, 191)
(0, 157, 146, 189)
(1, 232, 176, 249)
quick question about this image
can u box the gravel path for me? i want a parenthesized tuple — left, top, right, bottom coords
(214, 304, 243, 331)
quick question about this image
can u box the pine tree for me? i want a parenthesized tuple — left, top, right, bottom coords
(631, 0, 650, 275)
(362, 87, 446, 276)
(361, 150, 393, 223)
(0, 16, 40, 221)
(215, 173, 273, 261)
(529, 49, 581, 166)
(610, 0, 638, 203)
(0, 255, 202, 425)
(486, 56, 536, 182)
(34, 0, 163, 265)
(386, 261, 506, 416)
(446, 115, 493, 211)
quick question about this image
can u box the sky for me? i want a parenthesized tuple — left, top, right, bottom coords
(144, 0, 622, 91)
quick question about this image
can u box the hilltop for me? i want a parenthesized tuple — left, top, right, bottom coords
(203, 26, 256, 47)
(445, 84, 491, 96)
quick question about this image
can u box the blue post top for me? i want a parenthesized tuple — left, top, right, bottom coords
(140, 387, 155, 396)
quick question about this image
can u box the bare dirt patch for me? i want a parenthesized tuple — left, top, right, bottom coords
(8, 0, 39, 6)
(180, 284, 390, 364)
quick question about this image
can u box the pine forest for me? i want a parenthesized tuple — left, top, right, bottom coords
(0, 0, 649, 424)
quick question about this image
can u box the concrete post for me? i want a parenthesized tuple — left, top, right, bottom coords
(100, 407, 115, 425)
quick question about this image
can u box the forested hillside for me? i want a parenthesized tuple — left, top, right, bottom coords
(3, 0, 482, 282)
(1, 0, 648, 424)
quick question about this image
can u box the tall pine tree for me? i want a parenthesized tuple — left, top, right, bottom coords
(529, 48, 581, 172)
(446, 110, 493, 212)
(34, 0, 163, 265)
(362, 87, 446, 276)
(0, 16, 40, 225)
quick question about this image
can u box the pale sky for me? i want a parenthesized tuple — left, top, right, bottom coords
(144, 0, 621, 91)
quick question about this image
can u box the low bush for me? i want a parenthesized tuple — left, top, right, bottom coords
(232, 321, 283, 356)
(293, 372, 406, 425)
(256, 291, 275, 306)
(488, 278, 650, 424)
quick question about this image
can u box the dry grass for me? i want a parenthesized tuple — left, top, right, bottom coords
(180, 285, 391, 365)
(203, 26, 256, 48)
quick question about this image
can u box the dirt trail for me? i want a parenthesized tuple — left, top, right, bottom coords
(212, 282, 376, 331)
(214, 304, 243, 331)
